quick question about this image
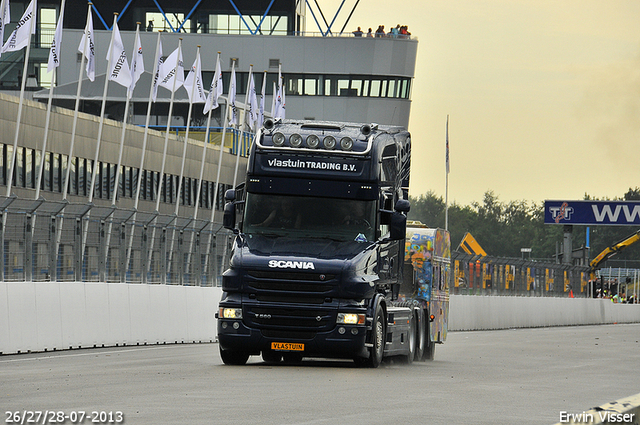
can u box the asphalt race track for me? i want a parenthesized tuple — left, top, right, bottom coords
(2, 324, 639, 425)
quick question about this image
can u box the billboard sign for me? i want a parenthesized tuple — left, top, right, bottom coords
(544, 200, 640, 226)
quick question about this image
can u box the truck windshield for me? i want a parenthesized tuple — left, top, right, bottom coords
(243, 193, 377, 242)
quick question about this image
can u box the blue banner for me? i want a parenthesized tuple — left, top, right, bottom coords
(544, 200, 640, 226)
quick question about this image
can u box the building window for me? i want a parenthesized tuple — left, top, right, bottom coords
(145, 12, 191, 33)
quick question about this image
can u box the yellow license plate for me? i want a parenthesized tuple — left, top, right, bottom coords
(271, 342, 304, 351)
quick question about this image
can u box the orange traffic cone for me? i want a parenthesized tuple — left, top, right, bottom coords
(569, 290, 574, 298)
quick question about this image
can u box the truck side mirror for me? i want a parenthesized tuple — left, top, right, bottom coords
(389, 211, 407, 240)
(223, 189, 237, 231)
(394, 199, 410, 213)
(223, 202, 236, 230)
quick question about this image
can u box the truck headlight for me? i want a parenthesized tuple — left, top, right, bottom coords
(273, 132, 285, 146)
(323, 135, 336, 149)
(340, 137, 353, 151)
(306, 134, 320, 148)
(290, 133, 303, 147)
(220, 307, 243, 319)
(337, 313, 365, 325)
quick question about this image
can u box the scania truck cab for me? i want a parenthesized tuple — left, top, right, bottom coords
(217, 119, 449, 367)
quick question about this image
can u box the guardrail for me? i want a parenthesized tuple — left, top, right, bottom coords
(0, 194, 604, 295)
(0, 196, 232, 286)
(452, 252, 591, 297)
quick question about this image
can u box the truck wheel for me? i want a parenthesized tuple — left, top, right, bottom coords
(220, 347, 249, 365)
(414, 308, 425, 362)
(262, 350, 282, 364)
(365, 303, 386, 368)
(401, 312, 416, 364)
(422, 319, 436, 361)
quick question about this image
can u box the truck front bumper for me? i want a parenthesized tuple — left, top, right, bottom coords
(218, 319, 369, 359)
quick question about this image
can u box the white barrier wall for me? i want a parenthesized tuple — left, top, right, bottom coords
(0, 282, 223, 355)
(2, 283, 640, 355)
(449, 295, 640, 331)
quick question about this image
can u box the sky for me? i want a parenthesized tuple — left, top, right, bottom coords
(321, 0, 640, 206)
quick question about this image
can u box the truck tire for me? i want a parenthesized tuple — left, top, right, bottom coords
(401, 312, 416, 364)
(414, 308, 425, 362)
(422, 319, 436, 361)
(365, 302, 386, 368)
(220, 347, 250, 365)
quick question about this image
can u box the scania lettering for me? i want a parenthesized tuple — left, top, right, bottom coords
(217, 119, 450, 367)
(268, 260, 315, 269)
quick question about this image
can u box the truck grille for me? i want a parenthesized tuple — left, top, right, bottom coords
(248, 270, 336, 282)
(245, 269, 337, 303)
(246, 305, 336, 332)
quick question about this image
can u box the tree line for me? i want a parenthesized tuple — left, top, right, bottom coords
(407, 187, 640, 266)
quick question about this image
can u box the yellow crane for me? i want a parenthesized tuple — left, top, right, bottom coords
(589, 229, 640, 272)
(457, 232, 487, 256)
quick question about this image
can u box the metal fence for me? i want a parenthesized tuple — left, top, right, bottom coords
(0, 194, 594, 295)
(451, 252, 591, 297)
(0, 196, 232, 286)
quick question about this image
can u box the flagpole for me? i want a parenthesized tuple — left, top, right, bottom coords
(154, 38, 183, 214)
(209, 60, 235, 223)
(147, 38, 183, 279)
(127, 31, 161, 273)
(204, 58, 234, 278)
(35, 0, 65, 201)
(91, 13, 123, 280)
(189, 97, 215, 281)
(445, 114, 450, 231)
(32, 61, 57, 242)
(233, 64, 253, 187)
(54, 2, 91, 281)
(192, 52, 221, 227)
(111, 22, 140, 205)
(173, 45, 202, 218)
(62, 3, 92, 201)
(133, 31, 161, 213)
(5, 0, 37, 197)
(88, 12, 119, 205)
(169, 45, 203, 271)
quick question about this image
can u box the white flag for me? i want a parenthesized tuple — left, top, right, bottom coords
(203, 53, 223, 114)
(157, 45, 184, 93)
(128, 30, 144, 98)
(280, 81, 286, 119)
(47, 5, 64, 72)
(0, 0, 10, 55)
(247, 72, 258, 126)
(271, 81, 276, 118)
(183, 51, 206, 104)
(106, 21, 131, 89)
(151, 40, 164, 102)
(78, 9, 95, 81)
(2, 0, 36, 54)
(258, 71, 266, 127)
(273, 65, 285, 120)
(228, 64, 237, 126)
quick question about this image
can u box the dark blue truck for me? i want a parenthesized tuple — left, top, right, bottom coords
(217, 119, 449, 367)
